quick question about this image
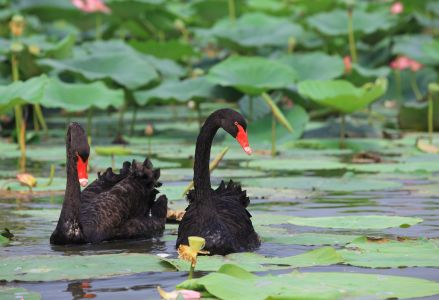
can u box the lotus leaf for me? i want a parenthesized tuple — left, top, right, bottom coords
(177, 264, 439, 300)
(0, 253, 173, 281)
(210, 13, 303, 48)
(134, 77, 215, 105)
(162, 247, 342, 272)
(308, 9, 396, 36)
(0, 287, 41, 300)
(207, 56, 297, 95)
(277, 52, 344, 81)
(340, 237, 439, 268)
(288, 215, 423, 229)
(297, 78, 388, 114)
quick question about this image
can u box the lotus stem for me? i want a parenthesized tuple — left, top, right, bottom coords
(148, 137, 152, 156)
(228, 0, 236, 24)
(33, 109, 40, 132)
(347, 7, 357, 64)
(34, 104, 48, 137)
(271, 113, 276, 157)
(111, 154, 115, 169)
(87, 107, 93, 139)
(394, 70, 402, 103)
(95, 14, 102, 40)
(182, 147, 229, 196)
(11, 53, 26, 172)
(117, 102, 126, 137)
(188, 264, 195, 280)
(129, 106, 137, 137)
(340, 114, 346, 149)
(410, 73, 422, 100)
(261, 92, 293, 132)
(42, 164, 55, 187)
(428, 92, 433, 144)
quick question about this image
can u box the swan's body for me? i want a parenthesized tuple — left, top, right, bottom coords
(176, 109, 260, 255)
(50, 122, 167, 245)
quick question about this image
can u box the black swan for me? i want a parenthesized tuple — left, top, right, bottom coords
(176, 109, 260, 255)
(50, 122, 167, 244)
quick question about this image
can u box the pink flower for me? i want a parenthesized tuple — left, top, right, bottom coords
(410, 60, 422, 72)
(157, 287, 200, 300)
(390, 2, 404, 14)
(390, 56, 423, 72)
(72, 0, 111, 13)
(343, 56, 352, 74)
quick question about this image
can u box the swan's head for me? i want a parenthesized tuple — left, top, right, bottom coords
(68, 122, 90, 187)
(220, 109, 252, 155)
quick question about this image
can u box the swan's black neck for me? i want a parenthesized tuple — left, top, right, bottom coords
(60, 127, 81, 221)
(193, 113, 221, 192)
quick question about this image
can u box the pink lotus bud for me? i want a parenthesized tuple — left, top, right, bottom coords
(390, 2, 403, 14)
(390, 56, 411, 70)
(343, 56, 352, 74)
(410, 60, 422, 72)
(157, 286, 201, 300)
(72, 0, 111, 14)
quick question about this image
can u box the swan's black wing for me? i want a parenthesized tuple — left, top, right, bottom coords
(81, 161, 131, 201)
(177, 180, 260, 255)
(79, 159, 166, 242)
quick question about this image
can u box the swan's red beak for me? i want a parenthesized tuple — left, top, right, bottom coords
(235, 123, 252, 155)
(76, 154, 88, 187)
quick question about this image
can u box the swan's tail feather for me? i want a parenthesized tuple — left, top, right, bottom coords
(151, 195, 168, 219)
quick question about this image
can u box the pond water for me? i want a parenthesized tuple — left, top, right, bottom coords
(1, 110, 439, 299)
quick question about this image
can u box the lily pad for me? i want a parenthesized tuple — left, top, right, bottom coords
(209, 12, 303, 48)
(177, 264, 439, 300)
(297, 78, 388, 114)
(207, 56, 297, 95)
(0, 235, 9, 246)
(340, 237, 439, 268)
(277, 52, 344, 81)
(243, 176, 403, 192)
(288, 215, 423, 229)
(0, 287, 41, 300)
(263, 232, 360, 246)
(162, 247, 342, 272)
(0, 253, 173, 281)
(244, 158, 346, 171)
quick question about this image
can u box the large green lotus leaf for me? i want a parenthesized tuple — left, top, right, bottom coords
(244, 158, 346, 171)
(422, 40, 439, 65)
(307, 9, 396, 36)
(0, 235, 9, 246)
(162, 247, 342, 272)
(297, 78, 388, 113)
(129, 39, 197, 61)
(134, 77, 215, 105)
(210, 13, 303, 48)
(285, 138, 391, 152)
(340, 237, 439, 268)
(1, 177, 67, 192)
(0, 287, 41, 300)
(277, 52, 344, 81)
(351, 64, 390, 79)
(207, 56, 297, 95)
(392, 34, 436, 65)
(39, 40, 159, 89)
(247, 105, 309, 143)
(263, 232, 360, 246)
(288, 215, 422, 229)
(142, 54, 186, 79)
(0, 253, 173, 281)
(177, 264, 439, 300)
(0, 75, 123, 113)
(0, 145, 66, 162)
(347, 161, 439, 173)
(42, 78, 124, 111)
(243, 176, 402, 192)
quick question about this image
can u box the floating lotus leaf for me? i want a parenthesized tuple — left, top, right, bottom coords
(277, 52, 344, 81)
(0, 253, 173, 281)
(0, 75, 123, 114)
(207, 56, 297, 95)
(297, 78, 388, 114)
(263, 232, 360, 246)
(288, 215, 423, 229)
(134, 77, 215, 105)
(392, 34, 436, 65)
(0, 235, 9, 246)
(0, 287, 41, 300)
(210, 12, 303, 48)
(244, 158, 346, 171)
(177, 264, 439, 300)
(162, 247, 342, 272)
(243, 176, 402, 192)
(307, 9, 396, 36)
(129, 39, 197, 61)
(94, 146, 133, 156)
(340, 237, 439, 268)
